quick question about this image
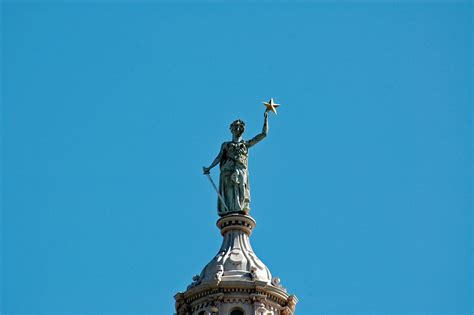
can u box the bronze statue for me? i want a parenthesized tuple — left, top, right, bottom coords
(203, 99, 279, 216)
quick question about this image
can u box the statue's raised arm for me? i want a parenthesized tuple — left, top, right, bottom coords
(246, 111, 269, 148)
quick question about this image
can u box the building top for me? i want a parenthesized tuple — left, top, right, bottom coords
(175, 101, 297, 315)
(194, 215, 272, 286)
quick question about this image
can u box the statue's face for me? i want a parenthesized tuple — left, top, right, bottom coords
(231, 123, 245, 137)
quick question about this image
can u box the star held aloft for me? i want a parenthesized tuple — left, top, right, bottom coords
(262, 98, 280, 115)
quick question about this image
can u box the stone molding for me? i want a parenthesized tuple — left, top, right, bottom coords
(216, 214, 256, 236)
(176, 279, 297, 314)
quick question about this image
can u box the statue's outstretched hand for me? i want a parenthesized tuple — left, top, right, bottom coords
(264, 110, 269, 118)
(203, 166, 211, 175)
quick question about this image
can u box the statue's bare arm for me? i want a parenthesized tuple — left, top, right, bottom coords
(247, 111, 269, 148)
(203, 143, 225, 174)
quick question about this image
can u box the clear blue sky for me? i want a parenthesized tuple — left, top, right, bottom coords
(1, 1, 472, 315)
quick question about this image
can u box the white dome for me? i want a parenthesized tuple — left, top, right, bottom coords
(199, 215, 272, 284)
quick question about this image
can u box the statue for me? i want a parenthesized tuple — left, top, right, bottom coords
(203, 98, 279, 216)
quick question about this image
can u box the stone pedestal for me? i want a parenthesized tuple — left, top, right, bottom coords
(174, 214, 297, 315)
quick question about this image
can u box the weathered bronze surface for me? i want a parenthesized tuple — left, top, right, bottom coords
(203, 101, 277, 217)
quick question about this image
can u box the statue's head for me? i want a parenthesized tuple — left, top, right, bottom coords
(230, 119, 245, 137)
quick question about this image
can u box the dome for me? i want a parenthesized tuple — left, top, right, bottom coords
(176, 214, 297, 315)
(198, 215, 272, 284)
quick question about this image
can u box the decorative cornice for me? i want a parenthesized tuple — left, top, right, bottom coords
(216, 214, 256, 236)
(180, 279, 293, 307)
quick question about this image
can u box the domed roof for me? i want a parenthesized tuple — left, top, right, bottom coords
(177, 214, 296, 315)
(190, 215, 273, 286)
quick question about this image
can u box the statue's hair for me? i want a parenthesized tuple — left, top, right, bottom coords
(230, 119, 245, 130)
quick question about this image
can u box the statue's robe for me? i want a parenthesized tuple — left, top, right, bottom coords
(218, 140, 250, 216)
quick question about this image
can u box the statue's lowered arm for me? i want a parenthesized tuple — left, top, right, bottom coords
(203, 143, 224, 174)
(246, 111, 269, 148)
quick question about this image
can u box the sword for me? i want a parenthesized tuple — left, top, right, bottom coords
(203, 168, 230, 213)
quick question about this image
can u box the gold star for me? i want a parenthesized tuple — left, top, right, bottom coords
(262, 98, 280, 115)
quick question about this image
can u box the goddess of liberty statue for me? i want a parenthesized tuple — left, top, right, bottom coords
(203, 99, 279, 217)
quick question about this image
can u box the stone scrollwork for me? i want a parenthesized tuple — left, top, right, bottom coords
(250, 266, 257, 280)
(214, 265, 224, 281)
(271, 277, 287, 292)
(271, 277, 280, 286)
(187, 274, 201, 290)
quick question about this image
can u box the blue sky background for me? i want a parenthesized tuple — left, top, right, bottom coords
(1, 1, 472, 315)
